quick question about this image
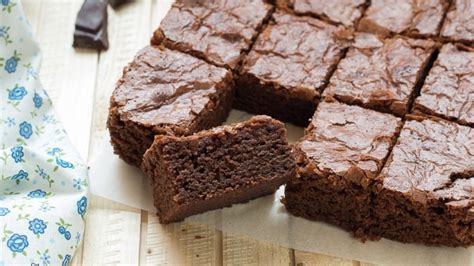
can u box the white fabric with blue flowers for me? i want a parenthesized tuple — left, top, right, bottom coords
(0, 1, 89, 265)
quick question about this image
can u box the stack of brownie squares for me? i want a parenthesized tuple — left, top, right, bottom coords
(107, 0, 473, 247)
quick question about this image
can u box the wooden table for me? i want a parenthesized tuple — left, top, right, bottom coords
(22, 1, 374, 265)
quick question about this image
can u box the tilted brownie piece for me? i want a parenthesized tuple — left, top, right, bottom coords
(371, 117, 473, 246)
(235, 11, 351, 126)
(324, 33, 435, 117)
(441, 0, 474, 45)
(73, 0, 109, 50)
(358, 0, 448, 38)
(287, 0, 366, 27)
(107, 46, 234, 166)
(414, 44, 474, 127)
(142, 116, 296, 223)
(151, 0, 273, 69)
(284, 101, 402, 235)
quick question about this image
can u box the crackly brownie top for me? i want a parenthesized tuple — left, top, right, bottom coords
(381, 118, 473, 206)
(324, 33, 434, 116)
(153, 0, 272, 69)
(241, 11, 350, 98)
(297, 101, 401, 185)
(359, 0, 446, 37)
(111, 45, 231, 127)
(289, 0, 366, 27)
(441, 0, 474, 43)
(415, 44, 474, 126)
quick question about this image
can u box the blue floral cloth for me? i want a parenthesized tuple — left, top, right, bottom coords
(0, 1, 89, 264)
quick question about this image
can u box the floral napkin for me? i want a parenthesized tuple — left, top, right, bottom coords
(1, 0, 89, 265)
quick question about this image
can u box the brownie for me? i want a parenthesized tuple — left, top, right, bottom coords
(323, 33, 435, 117)
(141, 116, 296, 223)
(371, 117, 473, 246)
(358, 0, 448, 38)
(287, 0, 366, 27)
(440, 0, 474, 45)
(151, 0, 273, 69)
(284, 101, 402, 235)
(414, 44, 474, 127)
(107, 45, 234, 166)
(235, 11, 351, 126)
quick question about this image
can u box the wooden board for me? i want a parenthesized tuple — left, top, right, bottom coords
(22, 0, 369, 265)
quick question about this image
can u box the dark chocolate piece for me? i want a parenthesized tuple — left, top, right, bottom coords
(73, 0, 109, 50)
(142, 116, 296, 223)
(108, 0, 129, 9)
(107, 45, 234, 166)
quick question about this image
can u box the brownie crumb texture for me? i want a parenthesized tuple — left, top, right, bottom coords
(142, 116, 296, 223)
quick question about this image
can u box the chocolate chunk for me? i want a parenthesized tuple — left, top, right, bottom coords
(108, 0, 129, 9)
(73, 0, 109, 50)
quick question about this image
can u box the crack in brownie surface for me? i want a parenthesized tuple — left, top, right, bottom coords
(372, 117, 473, 246)
(324, 33, 435, 117)
(358, 0, 448, 38)
(284, 101, 402, 235)
(414, 43, 474, 126)
(107, 46, 234, 166)
(441, 0, 474, 45)
(235, 11, 351, 126)
(288, 0, 366, 27)
(151, 0, 272, 69)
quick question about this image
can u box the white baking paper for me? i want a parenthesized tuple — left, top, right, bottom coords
(89, 110, 474, 266)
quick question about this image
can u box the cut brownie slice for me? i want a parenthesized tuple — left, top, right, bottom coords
(235, 11, 351, 126)
(414, 44, 474, 127)
(440, 0, 474, 45)
(142, 116, 296, 223)
(287, 0, 367, 27)
(323, 33, 435, 117)
(107, 45, 234, 166)
(358, 0, 448, 38)
(284, 101, 402, 235)
(151, 0, 273, 69)
(372, 117, 473, 246)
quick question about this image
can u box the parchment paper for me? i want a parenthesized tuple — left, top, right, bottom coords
(89, 110, 474, 266)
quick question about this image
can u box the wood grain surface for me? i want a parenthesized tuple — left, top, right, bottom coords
(22, 0, 374, 265)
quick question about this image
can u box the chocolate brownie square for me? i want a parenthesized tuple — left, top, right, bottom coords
(235, 11, 351, 126)
(372, 117, 473, 246)
(323, 33, 435, 117)
(414, 44, 474, 127)
(142, 116, 296, 223)
(358, 0, 448, 38)
(151, 0, 273, 69)
(287, 0, 367, 27)
(441, 0, 474, 45)
(107, 45, 234, 166)
(284, 101, 402, 235)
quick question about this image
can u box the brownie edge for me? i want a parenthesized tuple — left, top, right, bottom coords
(142, 116, 296, 223)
